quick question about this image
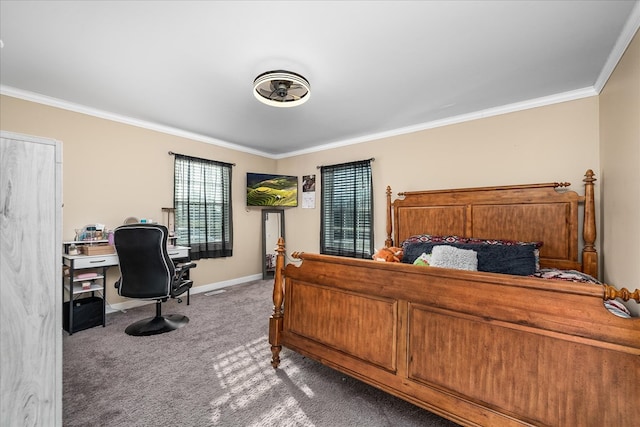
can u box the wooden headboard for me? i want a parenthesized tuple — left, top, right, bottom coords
(385, 169, 597, 278)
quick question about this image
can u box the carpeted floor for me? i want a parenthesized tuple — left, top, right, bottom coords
(63, 280, 461, 427)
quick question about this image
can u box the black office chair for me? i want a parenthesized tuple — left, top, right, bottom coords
(113, 223, 196, 336)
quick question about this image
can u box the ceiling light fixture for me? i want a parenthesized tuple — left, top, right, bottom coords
(253, 70, 310, 108)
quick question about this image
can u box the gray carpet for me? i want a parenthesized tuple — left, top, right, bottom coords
(63, 280, 461, 427)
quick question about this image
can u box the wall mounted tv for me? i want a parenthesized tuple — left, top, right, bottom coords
(246, 173, 298, 207)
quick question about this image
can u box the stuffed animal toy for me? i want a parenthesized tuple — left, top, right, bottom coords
(372, 246, 403, 262)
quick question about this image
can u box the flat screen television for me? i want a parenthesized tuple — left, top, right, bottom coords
(246, 173, 298, 207)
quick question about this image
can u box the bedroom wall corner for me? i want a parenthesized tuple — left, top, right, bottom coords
(599, 28, 640, 316)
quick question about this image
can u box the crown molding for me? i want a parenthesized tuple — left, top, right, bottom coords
(2, 84, 598, 160)
(594, 1, 640, 93)
(276, 87, 598, 159)
(0, 85, 275, 158)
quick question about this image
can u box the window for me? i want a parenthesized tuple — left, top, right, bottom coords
(174, 154, 233, 260)
(320, 159, 373, 258)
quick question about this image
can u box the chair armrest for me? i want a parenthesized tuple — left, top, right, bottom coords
(175, 261, 197, 280)
(175, 261, 196, 272)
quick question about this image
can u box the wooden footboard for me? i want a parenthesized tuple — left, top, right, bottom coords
(269, 240, 640, 427)
(269, 171, 639, 426)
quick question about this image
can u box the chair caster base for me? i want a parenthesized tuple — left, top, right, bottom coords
(124, 314, 189, 336)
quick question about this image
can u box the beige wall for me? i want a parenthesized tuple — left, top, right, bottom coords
(599, 30, 640, 316)
(0, 95, 275, 305)
(2, 79, 627, 310)
(278, 97, 600, 257)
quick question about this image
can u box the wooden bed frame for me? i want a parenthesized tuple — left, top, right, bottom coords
(269, 170, 639, 427)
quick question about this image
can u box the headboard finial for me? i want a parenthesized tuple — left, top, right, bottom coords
(583, 169, 596, 184)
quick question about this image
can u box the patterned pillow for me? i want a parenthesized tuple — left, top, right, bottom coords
(402, 234, 543, 248)
(403, 242, 537, 276)
(604, 300, 632, 318)
(402, 235, 542, 270)
(532, 268, 600, 284)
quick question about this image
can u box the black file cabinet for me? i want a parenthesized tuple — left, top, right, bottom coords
(63, 296, 103, 333)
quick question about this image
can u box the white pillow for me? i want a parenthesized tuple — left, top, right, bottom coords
(430, 245, 478, 271)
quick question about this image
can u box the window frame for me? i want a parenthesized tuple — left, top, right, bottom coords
(320, 159, 374, 259)
(173, 154, 233, 260)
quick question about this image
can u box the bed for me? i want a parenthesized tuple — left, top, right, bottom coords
(268, 169, 639, 427)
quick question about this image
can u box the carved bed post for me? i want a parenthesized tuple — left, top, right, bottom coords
(385, 186, 393, 247)
(603, 284, 640, 303)
(582, 170, 598, 279)
(269, 237, 286, 368)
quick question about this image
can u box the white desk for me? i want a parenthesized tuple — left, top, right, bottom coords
(62, 245, 190, 269)
(62, 245, 190, 334)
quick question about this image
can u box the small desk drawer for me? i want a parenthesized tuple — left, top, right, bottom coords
(167, 247, 189, 259)
(73, 254, 119, 269)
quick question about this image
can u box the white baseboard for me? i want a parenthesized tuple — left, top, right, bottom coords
(106, 273, 264, 314)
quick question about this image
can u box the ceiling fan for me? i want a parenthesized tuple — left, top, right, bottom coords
(253, 70, 311, 107)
